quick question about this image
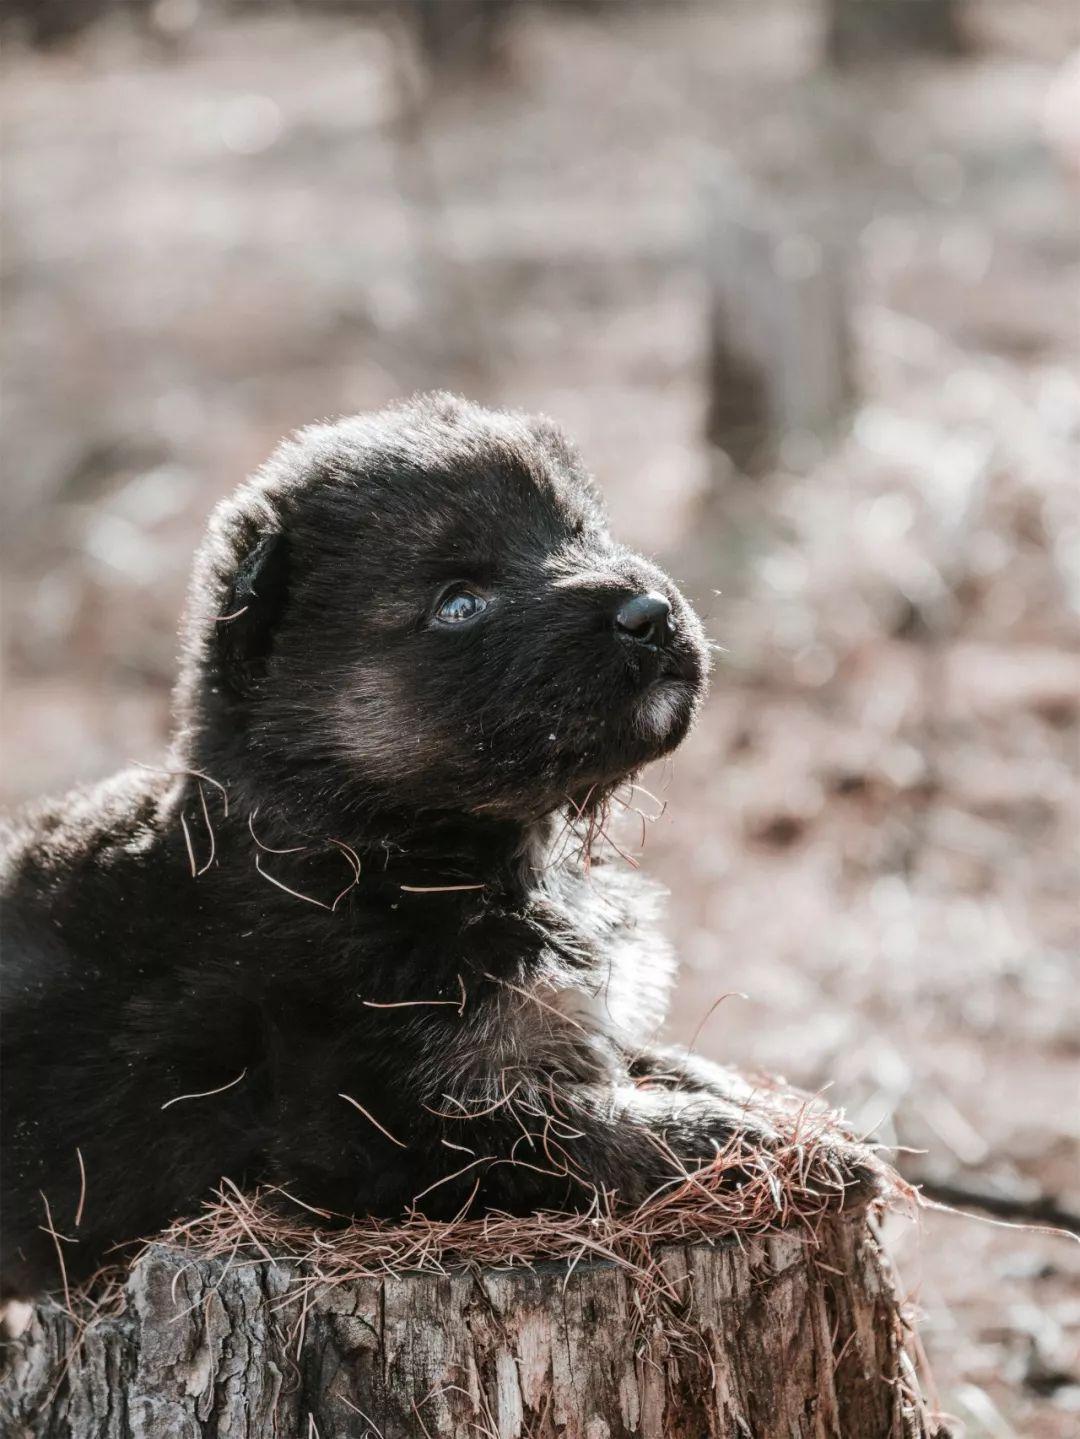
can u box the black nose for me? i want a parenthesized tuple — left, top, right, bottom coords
(614, 592, 672, 648)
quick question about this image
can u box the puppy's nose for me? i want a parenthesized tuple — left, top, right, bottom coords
(614, 592, 672, 648)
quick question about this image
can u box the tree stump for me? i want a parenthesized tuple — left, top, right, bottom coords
(1, 1215, 940, 1438)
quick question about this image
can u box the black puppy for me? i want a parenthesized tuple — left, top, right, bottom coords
(1, 394, 869, 1297)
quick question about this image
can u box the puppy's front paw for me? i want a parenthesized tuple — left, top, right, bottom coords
(800, 1134, 888, 1213)
(641, 1082, 887, 1217)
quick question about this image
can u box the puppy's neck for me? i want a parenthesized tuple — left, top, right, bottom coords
(346, 808, 556, 901)
(167, 743, 558, 904)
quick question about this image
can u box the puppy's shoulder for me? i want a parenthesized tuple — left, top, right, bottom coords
(1, 767, 167, 895)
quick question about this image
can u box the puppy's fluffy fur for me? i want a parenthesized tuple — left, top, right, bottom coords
(1, 395, 863, 1298)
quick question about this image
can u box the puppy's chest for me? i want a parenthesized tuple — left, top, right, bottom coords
(433, 939, 669, 1101)
(401, 871, 678, 1099)
(502, 872, 677, 1055)
(539, 928, 674, 1053)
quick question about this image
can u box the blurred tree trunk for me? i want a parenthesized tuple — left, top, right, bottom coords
(705, 179, 853, 473)
(826, 0, 967, 66)
(1, 1217, 943, 1438)
(406, 0, 515, 72)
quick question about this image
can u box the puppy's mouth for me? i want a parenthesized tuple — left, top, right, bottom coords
(632, 634, 706, 696)
(656, 649, 700, 683)
(633, 669, 696, 735)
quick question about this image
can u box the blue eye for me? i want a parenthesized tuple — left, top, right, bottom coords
(434, 587, 488, 625)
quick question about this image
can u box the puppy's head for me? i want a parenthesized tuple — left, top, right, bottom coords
(181, 394, 708, 822)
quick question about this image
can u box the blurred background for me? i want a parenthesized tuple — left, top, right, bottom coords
(2, 1, 1078, 1431)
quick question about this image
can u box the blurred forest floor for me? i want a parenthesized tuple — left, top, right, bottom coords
(2, 2, 1079, 1433)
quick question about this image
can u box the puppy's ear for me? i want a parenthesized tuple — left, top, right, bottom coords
(215, 532, 291, 698)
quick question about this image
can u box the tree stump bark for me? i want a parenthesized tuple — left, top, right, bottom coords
(1, 1215, 941, 1439)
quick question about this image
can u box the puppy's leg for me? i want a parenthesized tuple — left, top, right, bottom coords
(629, 1043, 762, 1099)
(428, 1077, 793, 1215)
(627, 1045, 885, 1209)
(268, 1059, 881, 1221)
(268, 1067, 783, 1221)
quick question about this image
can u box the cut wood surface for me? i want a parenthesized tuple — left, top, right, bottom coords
(1, 1216, 941, 1439)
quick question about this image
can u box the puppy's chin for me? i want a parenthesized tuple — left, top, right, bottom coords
(631, 678, 697, 753)
(460, 680, 701, 823)
(584, 677, 699, 783)
(559, 679, 698, 805)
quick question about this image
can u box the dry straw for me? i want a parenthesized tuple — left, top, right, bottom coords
(36, 1079, 908, 1421)
(132, 1079, 900, 1319)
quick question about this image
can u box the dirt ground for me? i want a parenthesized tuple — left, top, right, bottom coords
(2, 3, 1078, 1434)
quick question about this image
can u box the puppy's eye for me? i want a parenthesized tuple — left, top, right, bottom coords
(433, 587, 488, 625)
